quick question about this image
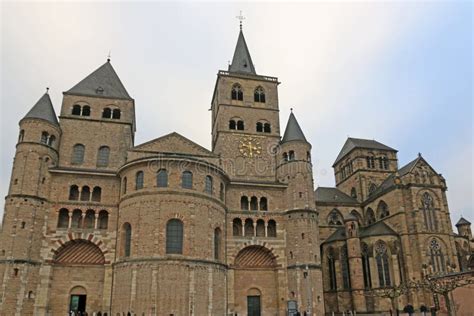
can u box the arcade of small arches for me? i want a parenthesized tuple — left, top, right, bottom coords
(57, 208, 109, 230)
(240, 195, 268, 211)
(69, 185, 102, 202)
(282, 150, 311, 163)
(232, 218, 277, 238)
(71, 103, 122, 120)
(228, 118, 272, 133)
(17, 129, 57, 147)
(231, 83, 266, 103)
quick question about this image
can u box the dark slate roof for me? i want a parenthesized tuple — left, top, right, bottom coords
(323, 228, 346, 243)
(229, 30, 256, 75)
(456, 217, 471, 226)
(65, 60, 132, 100)
(22, 93, 59, 126)
(398, 156, 421, 176)
(315, 187, 358, 205)
(333, 137, 397, 166)
(281, 112, 308, 143)
(360, 221, 398, 238)
(344, 212, 358, 222)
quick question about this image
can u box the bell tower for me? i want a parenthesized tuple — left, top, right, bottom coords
(211, 27, 281, 180)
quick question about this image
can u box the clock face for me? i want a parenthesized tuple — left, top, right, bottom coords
(239, 136, 262, 158)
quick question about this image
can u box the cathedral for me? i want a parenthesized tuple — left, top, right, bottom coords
(0, 26, 472, 316)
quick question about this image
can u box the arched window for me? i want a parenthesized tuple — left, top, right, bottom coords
(254, 86, 265, 103)
(256, 219, 265, 237)
(328, 209, 343, 225)
(350, 210, 362, 225)
(220, 183, 225, 201)
(240, 196, 249, 210)
(181, 171, 193, 189)
(102, 107, 112, 118)
(237, 120, 244, 130)
(18, 130, 25, 143)
(368, 183, 377, 195)
(244, 219, 253, 236)
(205, 175, 213, 195)
(84, 210, 95, 229)
(283, 152, 288, 162)
(421, 192, 438, 231)
(98, 210, 108, 229)
(48, 135, 56, 147)
(166, 219, 184, 254)
(429, 239, 446, 273)
(229, 120, 236, 130)
(231, 84, 243, 101)
(57, 208, 69, 228)
(327, 247, 337, 290)
(250, 196, 258, 211)
(122, 177, 127, 195)
(263, 123, 271, 133)
(233, 218, 242, 236)
(135, 171, 144, 190)
(40, 132, 49, 144)
(366, 156, 375, 169)
(69, 185, 79, 200)
(97, 146, 110, 167)
(214, 228, 222, 260)
(256, 122, 263, 132)
(80, 186, 90, 201)
(379, 156, 389, 170)
(307, 151, 311, 162)
(259, 197, 268, 211)
(351, 187, 357, 198)
(71, 209, 82, 228)
(366, 208, 376, 225)
(341, 245, 351, 289)
(92, 186, 101, 202)
(288, 151, 295, 161)
(72, 104, 82, 115)
(361, 243, 372, 288)
(157, 169, 168, 187)
(377, 201, 389, 219)
(122, 223, 132, 257)
(267, 219, 276, 237)
(81, 105, 91, 116)
(71, 144, 85, 164)
(375, 241, 391, 287)
(112, 109, 121, 119)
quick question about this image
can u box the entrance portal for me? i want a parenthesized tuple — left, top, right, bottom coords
(69, 294, 87, 313)
(247, 295, 261, 316)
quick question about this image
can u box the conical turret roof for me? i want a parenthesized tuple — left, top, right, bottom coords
(65, 60, 132, 100)
(281, 112, 307, 143)
(22, 92, 59, 126)
(229, 29, 256, 75)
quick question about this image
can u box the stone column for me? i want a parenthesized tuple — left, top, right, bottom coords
(33, 264, 53, 316)
(68, 210, 73, 228)
(101, 265, 114, 313)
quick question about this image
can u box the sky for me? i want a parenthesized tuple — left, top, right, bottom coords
(0, 1, 472, 227)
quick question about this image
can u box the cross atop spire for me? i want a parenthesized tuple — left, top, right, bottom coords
(236, 10, 245, 30)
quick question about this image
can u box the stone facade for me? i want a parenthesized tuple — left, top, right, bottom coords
(0, 28, 472, 316)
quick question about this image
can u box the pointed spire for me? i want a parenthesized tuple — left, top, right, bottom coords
(281, 112, 307, 143)
(229, 29, 256, 75)
(23, 92, 59, 126)
(65, 60, 132, 100)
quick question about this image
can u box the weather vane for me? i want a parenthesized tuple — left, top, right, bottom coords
(236, 10, 245, 30)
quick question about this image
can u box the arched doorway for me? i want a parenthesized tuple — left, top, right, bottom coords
(69, 286, 87, 314)
(232, 245, 279, 316)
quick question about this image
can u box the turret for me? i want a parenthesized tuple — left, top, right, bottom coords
(456, 217, 472, 239)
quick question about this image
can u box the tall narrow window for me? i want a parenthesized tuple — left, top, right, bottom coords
(181, 171, 193, 189)
(18, 130, 25, 143)
(267, 219, 277, 237)
(102, 108, 112, 118)
(241, 196, 249, 210)
(220, 183, 225, 201)
(84, 210, 95, 229)
(231, 84, 243, 101)
(72, 105, 82, 115)
(98, 210, 108, 229)
(214, 228, 221, 260)
(341, 245, 351, 289)
(157, 169, 168, 187)
(283, 152, 288, 162)
(166, 219, 183, 254)
(80, 186, 91, 201)
(256, 219, 265, 237)
(429, 239, 446, 273)
(263, 123, 271, 133)
(244, 219, 254, 236)
(91, 186, 102, 202)
(366, 156, 375, 169)
(96, 146, 110, 167)
(48, 135, 56, 147)
(237, 120, 244, 130)
(327, 247, 337, 290)
(71, 144, 85, 164)
(256, 122, 263, 132)
(254, 87, 265, 103)
(229, 120, 236, 130)
(71, 209, 82, 228)
(366, 208, 376, 225)
(375, 241, 391, 287)
(288, 151, 295, 161)
(122, 177, 127, 195)
(259, 197, 268, 211)
(112, 109, 121, 119)
(81, 106, 91, 116)
(123, 223, 132, 257)
(422, 193, 438, 231)
(205, 175, 213, 195)
(135, 171, 144, 190)
(233, 218, 242, 236)
(377, 201, 389, 219)
(40, 132, 48, 144)
(57, 208, 69, 228)
(250, 196, 258, 211)
(361, 243, 372, 288)
(351, 187, 357, 198)
(69, 185, 79, 200)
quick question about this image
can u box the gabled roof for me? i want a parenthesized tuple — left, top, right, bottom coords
(65, 60, 132, 100)
(22, 92, 59, 126)
(315, 187, 358, 205)
(456, 217, 471, 227)
(281, 112, 307, 144)
(132, 132, 215, 157)
(333, 137, 397, 166)
(359, 221, 398, 238)
(229, 29, 256, 75)
(323, 228, 346, 243)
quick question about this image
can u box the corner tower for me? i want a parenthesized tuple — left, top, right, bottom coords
(211, 27, 281, 180)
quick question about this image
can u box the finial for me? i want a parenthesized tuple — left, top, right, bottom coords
(46, 87, 49, 94)
(290, 108, 293, 112)
(418, 152, 422, 157)
(107, 50, 111, 62)
(236, 10, 245, 30)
